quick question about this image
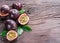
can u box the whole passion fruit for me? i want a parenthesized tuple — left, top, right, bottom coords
(12, 2, 22, 10)
(6, 30, 18, 41)
(5, 19, 17, 30)
(0, 5, 10, 14)
(18, 13, 29, 25)
(9, 9, 20, 20)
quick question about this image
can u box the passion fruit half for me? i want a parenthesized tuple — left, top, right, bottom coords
(0, 12, 9, 20)
(6, 30, 18, 41)
(0, 12, 8, 16)
(18, 13, 29, 25)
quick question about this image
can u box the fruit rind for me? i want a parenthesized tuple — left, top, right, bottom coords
(0, 12, 8, 16)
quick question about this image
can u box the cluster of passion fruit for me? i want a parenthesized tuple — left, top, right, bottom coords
(0, 2, 32, 41)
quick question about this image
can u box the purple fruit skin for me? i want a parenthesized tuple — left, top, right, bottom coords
(9, 9, 20, 20)
(5, 19, 17, 30)
(0, 5, 10, 14)
(12, 2, 22, 10)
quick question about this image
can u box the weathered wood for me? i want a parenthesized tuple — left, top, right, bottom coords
(0, 0, 60, 43)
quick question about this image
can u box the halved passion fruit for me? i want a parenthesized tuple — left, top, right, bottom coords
(0, 12, 9, 20)
(18, 13, 29, 25)
(6, 30, 18, 41)
(0, 12, 8, 16)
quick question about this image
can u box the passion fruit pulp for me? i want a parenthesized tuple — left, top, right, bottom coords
(6, 30, 18, 41)
(18, 13, 29, 25)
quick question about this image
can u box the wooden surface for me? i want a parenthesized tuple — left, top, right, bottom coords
(0, 0, 60, 43)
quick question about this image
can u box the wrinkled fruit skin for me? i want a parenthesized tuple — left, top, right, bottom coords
(9, 9, 20, 20)
(5, 19, 17, 30)
(12, 2, 22, 10)
(0, 5, 10, 14)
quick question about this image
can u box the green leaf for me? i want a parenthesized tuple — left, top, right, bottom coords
(17, 26, 23, 36)
(19, 9, 25, 14)
(22, 25, 32, 32)
(0, 30, 8, 37)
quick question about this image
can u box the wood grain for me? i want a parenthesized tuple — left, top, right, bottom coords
(0, 0, 60, 43)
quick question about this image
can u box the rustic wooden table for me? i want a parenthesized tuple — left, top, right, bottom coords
(0, 0, 60, 43)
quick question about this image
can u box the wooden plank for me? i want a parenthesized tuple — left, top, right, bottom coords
(0, 0, 60, 43)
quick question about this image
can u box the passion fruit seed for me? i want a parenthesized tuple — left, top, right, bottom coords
(7, 30, 18, 41)
(18, 13, 29, 25)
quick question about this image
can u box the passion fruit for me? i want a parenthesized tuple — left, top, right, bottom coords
(0, 5, 10, 19)
(0, 5, 10, 14)
(18, 13, 29, 25)
(12, 2, 22, 10)
(0, 13, 9, 20)
(5, 19, 17, 30)
(9, 9, 20, 20)
(6, 30, 18, 41)
(0, 12, 8, 17)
